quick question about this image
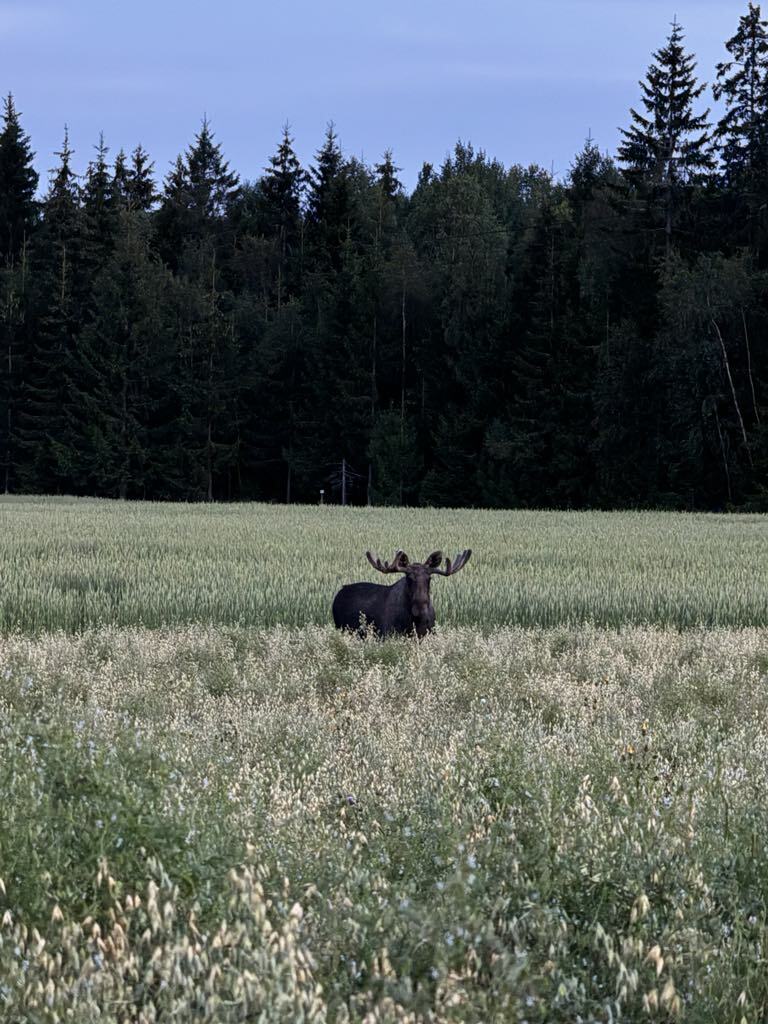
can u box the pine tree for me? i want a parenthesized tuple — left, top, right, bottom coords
(714, 3, 768, 191)
(618, 19, 713, 251)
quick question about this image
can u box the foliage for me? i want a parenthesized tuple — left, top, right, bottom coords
(5, 11, 768, 508)
(1, 622, 768, 1020)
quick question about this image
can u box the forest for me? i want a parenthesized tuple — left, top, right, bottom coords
(1, 10, 768, 509)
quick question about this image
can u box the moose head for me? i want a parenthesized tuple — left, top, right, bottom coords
(332, 548, 472, 638)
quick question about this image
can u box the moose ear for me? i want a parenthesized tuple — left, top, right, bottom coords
(424, 551, 443, 570)
(395, 550, 410, 568)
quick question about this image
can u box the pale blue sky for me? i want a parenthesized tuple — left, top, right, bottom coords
(0, 0, 750, 190)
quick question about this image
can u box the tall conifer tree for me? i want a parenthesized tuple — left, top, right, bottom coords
(714, 3, 768, 190)
(261, 125, 306, 305)
(0, 94, 38, 265)
(18, 131, 82, 491)
(618, 19, 713, 251)
(82, 134, 119, 278)
(0, 94, 37, 492)
(156, 119, 239, 269)
(67, 214, 174, 498)
(126, 145, 156, 213)
(306, 123, 350, 271)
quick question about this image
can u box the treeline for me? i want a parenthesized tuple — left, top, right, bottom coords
(2, 11, 768, 508)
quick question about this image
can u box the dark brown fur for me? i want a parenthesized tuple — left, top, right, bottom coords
(332, 549, 471, 638)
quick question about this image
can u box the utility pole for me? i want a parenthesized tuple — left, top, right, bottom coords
(341, 458, 347, 506)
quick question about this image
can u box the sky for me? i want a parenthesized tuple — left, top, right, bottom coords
(0, 0, 752, 192)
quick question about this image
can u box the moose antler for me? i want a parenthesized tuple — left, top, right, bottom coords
(366, 549, 409, 574)
(429, 549, 472, 576)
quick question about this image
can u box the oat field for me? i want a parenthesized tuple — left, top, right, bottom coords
(1, 496, 767, 631)
(1, 497, 767, 1022)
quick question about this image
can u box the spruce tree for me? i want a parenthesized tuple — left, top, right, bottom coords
(373, 150, 405, 250)
(66, 213, 174, 498)
(82, 134, 119, 276)
(18, 131, 82, 492)
(618, 19, 713, 251)
(156, 119, 239, 268)
(306, 123, 350, 271)
(260, 125, 306, 305)
(0, 95, 37, 493)
(169, 257, 242, 501)
(714, 3, 768, 190)
(0, 94, 38, 265)
(365, 151, 405, 420)
(126, 145, 156, 213)
(155, 156, 187, 268)
(112, 149, 130, 207)
(187, 118, 239, 214)
(111, 146, 156, 214)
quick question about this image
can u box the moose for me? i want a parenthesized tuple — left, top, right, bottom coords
(332, 549, 472, 638)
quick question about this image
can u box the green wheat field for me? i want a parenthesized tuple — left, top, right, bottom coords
(1, 496, 768, 1022)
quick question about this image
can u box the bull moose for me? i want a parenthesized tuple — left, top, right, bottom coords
(332, 549, 472, 638)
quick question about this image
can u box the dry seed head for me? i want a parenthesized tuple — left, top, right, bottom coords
(643, 988, 659, 1012)
(660, 978, 676, 1006)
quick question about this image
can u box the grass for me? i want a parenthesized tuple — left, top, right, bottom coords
(1, 495, 767, 631)
(1, 496, 767, 1020)
(1, 625, 768, 1021)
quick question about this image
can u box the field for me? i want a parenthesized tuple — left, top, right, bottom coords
(1, 496, 767, 631)
(1, 497, 768, 1022)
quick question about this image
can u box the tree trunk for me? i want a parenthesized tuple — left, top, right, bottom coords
(207, 252, 217, 502)
(710, 315, 752, 465)
(741, 308, 760, 426)
(400, 279, 407, 506)
(5, 335, 10, 495)
(119, 376, 128, 500)
(713, 402, 732, 504)
(400, 278, 406, 440)
(206, 416, 213, 502)
(371, 313, 377, 419)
